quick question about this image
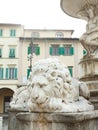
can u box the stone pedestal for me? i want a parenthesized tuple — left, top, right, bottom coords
(8, 110, 27, 130)
(79, 56, 98, 90)
(8, 110, 98, 130)
(79, 56, 98, 109)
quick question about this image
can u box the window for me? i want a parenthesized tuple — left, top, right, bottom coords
(68, 66, 73, 77)
(64, 45, 74, 55)
(28, 44, 40, 55)
(6, 68, 17, 79)
(56, 32, 64, 38)
(0, 48, 2, 57)
(0, 68, 4, 79)
(9, 48, 15, 58)
(0, 29, 3, 36)
(61, 45, 74, 56)
(4, 96, 12, 113)
(50, 45, 74, 56)
(50, 45, 61, 56)
(10, 29, 16, 37)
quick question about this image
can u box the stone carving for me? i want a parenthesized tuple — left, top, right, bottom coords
(10, 86, 30, 111)
(78, 4, 98, 55)
(61, 0, 98, 55)
(10, 58, 94, 112)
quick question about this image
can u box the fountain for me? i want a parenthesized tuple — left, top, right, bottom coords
(8, 58, 98, 130)
(61, 0, 98, 109)
(61, 0, 98, 87)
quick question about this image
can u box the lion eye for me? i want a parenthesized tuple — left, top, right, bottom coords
(40, 85, 43, 88)
(51, 72, 56, 77)
(40, 84, 47, 88)
(32, 83, 34, 88)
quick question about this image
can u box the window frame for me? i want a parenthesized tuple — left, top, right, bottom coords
(63, 44, 74, 56)
(9, 48, 15, 58)
(50, 44, 74, 56)
(50, 45, 60, 56)
(6, 67, 17, 79)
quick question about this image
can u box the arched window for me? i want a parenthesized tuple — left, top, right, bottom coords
(55, 32, 64, 38)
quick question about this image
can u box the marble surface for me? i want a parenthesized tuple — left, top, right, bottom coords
(15, 110, 98, 130)
(10, 58, 94, 112)
(8, 110, 98, 130)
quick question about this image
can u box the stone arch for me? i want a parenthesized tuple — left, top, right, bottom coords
(0, 88, 14, 113)
(0, 86, 17, 92)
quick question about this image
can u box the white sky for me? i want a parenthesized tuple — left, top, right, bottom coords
(0, 0, 87, 37)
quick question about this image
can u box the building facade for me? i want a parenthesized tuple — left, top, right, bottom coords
(0, 23, 84, 114)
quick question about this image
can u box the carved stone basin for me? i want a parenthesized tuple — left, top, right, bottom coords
(61, 0, 98, 55)
(61, 0, 98, 20)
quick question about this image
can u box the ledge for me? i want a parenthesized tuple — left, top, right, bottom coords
(16, 110, 98, 123)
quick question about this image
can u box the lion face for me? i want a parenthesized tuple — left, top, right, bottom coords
(27, 58, 75, 112)
(30, 74, 50, 105)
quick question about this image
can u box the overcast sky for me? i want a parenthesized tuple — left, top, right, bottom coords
(0, 0, 87, 37)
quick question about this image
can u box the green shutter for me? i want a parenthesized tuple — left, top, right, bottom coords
(0, 68, 2, 79)
(61, 47, 64, 55)
(0, 29, 3, 36)
(28, 47, 30, 55)
(36, 46, 40, 55)
(6, 68, 9, 79)
(0, 68, 3, 79)
(50, 47, 52, 55)
(83, 50, 87, 55)
(70, 47, 74, 55)
(27, 68, 30, 79)
(58, 47, 61, 55)
(68, 67, 73, 77)
(9, 49, 15, 58)
(14, 68, 17, 79)
(9, 49, 14, 57)
(2, 68, 3, 79)
(9, 49, 11, 57)
(0, 48, 2, 57)
(14, 30, 16, 36)
(12, 49, 15, 57)
(10, 30, 12, 36)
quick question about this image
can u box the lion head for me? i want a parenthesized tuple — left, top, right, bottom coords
(27, 58, 82, 112)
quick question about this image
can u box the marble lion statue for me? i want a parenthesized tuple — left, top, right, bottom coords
(10, 58, 94, 112)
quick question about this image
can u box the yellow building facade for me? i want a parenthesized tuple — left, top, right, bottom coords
(0, 23, 84, 114)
